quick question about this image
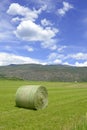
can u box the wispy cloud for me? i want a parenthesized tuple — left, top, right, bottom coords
(57, 45, 67, 52)
(57, 1, 73, 16)
(41, 39, 58, 50)
(24, 45, 34, 52)
(41, 18, 53, 27)
(47, 52, 64, 64)
(0, 2, 15, 41)
(67, 53, 87, 60)
(47, 52, 87, 66)
(26, 0, 59, 12)
(60, 52, 87, 61)
(82, 17, 87, 39)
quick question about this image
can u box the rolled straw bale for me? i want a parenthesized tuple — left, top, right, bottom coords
(15, 85, 48, 110)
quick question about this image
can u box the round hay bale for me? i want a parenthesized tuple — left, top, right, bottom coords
(15, 85, 48, 110)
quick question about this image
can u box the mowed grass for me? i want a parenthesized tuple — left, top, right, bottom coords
(0, 80, 87, 130)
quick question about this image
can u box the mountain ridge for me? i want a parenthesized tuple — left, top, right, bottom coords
(0, 64, 87, 82)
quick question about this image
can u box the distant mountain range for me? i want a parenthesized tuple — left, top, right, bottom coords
(0, 64, 87, 82)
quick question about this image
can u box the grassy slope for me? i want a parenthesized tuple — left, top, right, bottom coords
(0, 80, 87, 130)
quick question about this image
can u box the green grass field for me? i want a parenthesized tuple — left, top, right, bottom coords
(0, 80, 87, 130)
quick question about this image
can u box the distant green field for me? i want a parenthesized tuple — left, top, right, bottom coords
(0, 80, 87, 130)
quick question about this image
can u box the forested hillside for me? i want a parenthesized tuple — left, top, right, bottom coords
(0, 64, 87, 82)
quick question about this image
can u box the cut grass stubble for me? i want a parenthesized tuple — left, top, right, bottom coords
(0, 80, 87, 130)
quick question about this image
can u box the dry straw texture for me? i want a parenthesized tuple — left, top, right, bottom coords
(15, 85, 48, 110)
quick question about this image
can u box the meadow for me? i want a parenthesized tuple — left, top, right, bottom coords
(0, 80, 87, 130)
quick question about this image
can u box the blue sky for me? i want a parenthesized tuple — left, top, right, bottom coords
(0, 0, 87, 66)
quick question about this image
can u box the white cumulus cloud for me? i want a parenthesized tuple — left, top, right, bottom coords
(7, 3, 46, 22)
(14, 20, 58, 42)
(75, 61, 87, 67)
(0, 52, 42, 66)
(7, 3, 59, 50)
(53, 59, 62, 64)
